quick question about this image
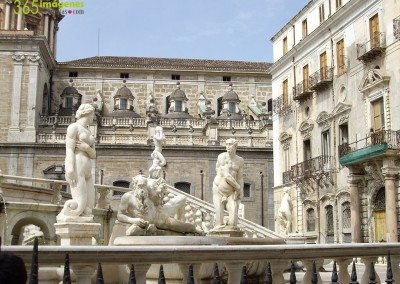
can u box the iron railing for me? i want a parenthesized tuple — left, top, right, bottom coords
(293, 80, 313, 101)
(357, 32, 386, 61)
(309, 67, 334, 90)
(291, 155, 333, 181)
(282, 170, 292, 184)
(4, 243, 400, 283)
(394, 16, 400, 40)
(339, 130, 400, 158)
(272, 94, 292, 116)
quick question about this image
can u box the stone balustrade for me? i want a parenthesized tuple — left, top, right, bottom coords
(4, 243, 400, 283)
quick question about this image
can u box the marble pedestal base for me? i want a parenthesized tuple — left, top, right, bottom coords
(54, 222, 101, 246)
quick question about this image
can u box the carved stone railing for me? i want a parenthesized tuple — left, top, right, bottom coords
(101, 117, 147, 127)
(357, 32, 386, 62)
(394, 16, 400, 40)
(272, 94, 292, 116)
(38, 115, 73, 126)
(291, 155, 333, 182)
(5, 243, 400, 283)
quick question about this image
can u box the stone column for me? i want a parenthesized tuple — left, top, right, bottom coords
(4, 2, 11, 30)
(382, 164, 399, 242)
(43, 14, 49, 38)
(16, 10, 23, 30)
(25, 54, 41, 142)
(49, 17, 55, 52)
(348, 173, 363, 243)
(8, 53, 25, 141)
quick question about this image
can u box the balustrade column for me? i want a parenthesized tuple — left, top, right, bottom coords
(348, 173, 363, 243)
(133, 264, 150, 284)
(361, 257, 381, 283)
(335, 258, 351, 283)
(303, 259, 323, 283)
(382, 164, 399, 242)
(4, 2, 11, 30)
(73, 265, 95, 284)
(269, 260, 287, 283)
(178, 263, 201, 283)
(225, 262, 245, 284)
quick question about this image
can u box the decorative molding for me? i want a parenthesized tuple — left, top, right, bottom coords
(11, 53, 25, 63)
(331, 102, 352, 118)
(359, 69, 390, 93)
(299, 120, 314, 138)
(27, 54, 41, 63)
(316, 111, 332, 131)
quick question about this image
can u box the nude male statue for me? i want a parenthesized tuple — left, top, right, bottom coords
(117, 175, 202, 235)
(212, 138, 244, 230)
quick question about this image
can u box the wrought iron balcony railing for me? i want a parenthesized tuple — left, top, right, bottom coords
(309, 67, 334, 91)
(282, 170, 292, 184)
(394, 16, 400, 40)
(293, 80, 313, 101)
(291, 155, 333, 182)
(272, 94, 292, 116)
(339, 130, 400, 158)
(357, 32, 386, 62)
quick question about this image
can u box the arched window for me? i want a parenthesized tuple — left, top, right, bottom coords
(113, 180, 130, 196)
(341, 201, 351, 243)
(325, 205, 334, 243)
(174, 182, 191, 195)
(306, 208, 315, 232)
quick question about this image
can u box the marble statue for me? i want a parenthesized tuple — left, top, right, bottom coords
(117, 175, 202, 236)
(211, 138, 244, 231)
(22, 225, 44, 245)
(277, 187, 292, 235)
(149, 126, 166, 179)
(57, 104, 96, 222)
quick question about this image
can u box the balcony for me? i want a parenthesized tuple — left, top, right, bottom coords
(282, 170, 292, 184)
(293, 80, 313, 101)
(291, 155, 333, 182)
(309, 67, 334, 91)
(394, 16, 400, 41)
(339, 130, 400, 166)
(272, 94, 292, 116)
(357, 32, 386, 62)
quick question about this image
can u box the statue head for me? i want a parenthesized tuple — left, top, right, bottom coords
(225, 138, 238, 154)
(75, 104, 95, 120)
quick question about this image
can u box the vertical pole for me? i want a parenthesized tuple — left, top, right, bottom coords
(260, 172, 264, 226)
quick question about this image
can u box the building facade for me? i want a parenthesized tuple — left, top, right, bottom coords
(0, 1, 275, 229)
(271, 0, 400, 243)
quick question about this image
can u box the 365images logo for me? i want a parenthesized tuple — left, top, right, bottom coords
(13, 0, 85, 15)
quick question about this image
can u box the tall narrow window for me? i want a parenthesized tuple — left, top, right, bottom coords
(267, 99, 273, 112)
(175, 100, 183, 112)
(304, 139, 312, 161)
(282, 79, 288, 106)
(371, 98, 384, 131)
(303, 65, 309, 89)
(284, 148, 290, 171)
(320, 52, 327, 79)
(321, 131, 330, 157)
(306, 208, 316, 232)
(228, 102, 236, 113)
(65, 97, 73, 108)
(336, 0, 342, 9)
(120, 98, 128, 110)
(243, 183, 251, 198)
(326, 205, 334, 243)
(302, 19, 308, 38)
(369, 14, 380, 47)
(342, 202, 351, 243)
(336, 39, 345, 75)
(339, 123, 349, 144)
(319, 4, 325, 23)
(283, 36, 288, 54)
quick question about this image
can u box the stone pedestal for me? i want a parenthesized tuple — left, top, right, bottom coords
(54, 222, 101, 246)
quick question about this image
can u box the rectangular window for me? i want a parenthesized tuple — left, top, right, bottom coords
(339, 123, 349, 144)
(175, 100, 183, 112)
(303, 64, 309, 89)
(282, 79, 288, 106)
(69, 71, 78, 78)
(284, 148, 290, 171)
(120, 73, 129, 79)
(321, 131, 330, 157)
(302, 19, 308, 38)
(371, 98, 384, 131)
(223, 76, 231, 82)
(336, 0, 342, 9)
(320, 52, 327, 78)
(120, 98, 128, 110)
(171, 74, 180, 80)
(267, 99, 273, 112)
(319, 4, 325, 23)
(304, 139, 311, 161)
(243, 183, 251, 198)
(369, 14, 380, 47)
(65, 97, 73, 108)
(283, 36, 288, 54)
(336, 39, 345, 75)
(228, 102, 236, 113)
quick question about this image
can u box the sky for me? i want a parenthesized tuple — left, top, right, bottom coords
(57, 0, 309, 63)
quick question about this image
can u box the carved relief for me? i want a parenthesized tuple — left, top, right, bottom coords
(316, 111, 332, 131)
(299, 120, 314, 138)
(11, 53, 25, 62)
(279, 131, 292, 150)
(359, 69, 390, 93)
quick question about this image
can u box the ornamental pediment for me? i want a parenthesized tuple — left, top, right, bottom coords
(279, 131, 292, 142)
(316, 111, 332, 125)
(331, 102, 351, 118)
(299, 120, 314, 135)
(359, 69, 390, 93)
